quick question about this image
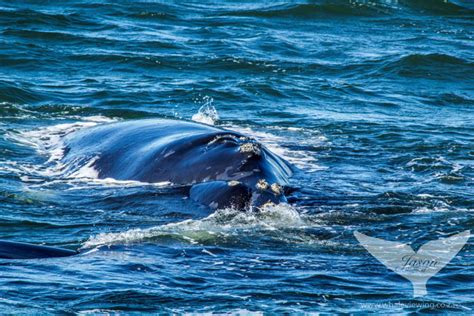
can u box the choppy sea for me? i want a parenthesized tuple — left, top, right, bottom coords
(0, 0, 473, 313)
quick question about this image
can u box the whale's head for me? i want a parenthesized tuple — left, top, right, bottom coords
(205, 133, 292, 181)
(250, 178, 288, 208)
(98, 129, 293, 212)
(183, 132, 293, 210)
(189, 178, 288, 211)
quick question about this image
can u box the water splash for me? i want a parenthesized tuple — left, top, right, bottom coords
(83, 203, 311, 249)
(192, 96, 219, 125)
(5, 116, 116, 179)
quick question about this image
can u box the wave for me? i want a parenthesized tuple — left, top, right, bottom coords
(217, 1, 473, 18)
(218, 2, 394, 18)
(69, 53, 294, 75)
(0, 8, 102, 28)
(68, 52, 173, 70)
(0, 82, 42, 104)
(395, 53, 469, 66)
(2, 28, 116, 44)
(403, 0, 474, 15)
(381, 53, 473, 79)
(5, 52, 282, 76)
(0, 102, 159, 121)
(126, 11, 178, 21)
(423, 92, 474, 107)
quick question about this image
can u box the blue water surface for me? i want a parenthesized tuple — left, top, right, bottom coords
(0, 0, 473, 314)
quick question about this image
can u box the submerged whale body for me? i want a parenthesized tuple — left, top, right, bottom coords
(0, 119, 294, 259)
(0, 240, 77, 259)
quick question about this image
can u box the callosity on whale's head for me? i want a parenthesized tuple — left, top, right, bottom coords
(187, 134, 293, 209)
(61, 119, 294, 210)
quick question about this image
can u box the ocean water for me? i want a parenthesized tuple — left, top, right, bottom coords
(0, 0, 473, 313)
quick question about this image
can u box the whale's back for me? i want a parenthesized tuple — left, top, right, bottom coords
(62, 119, 293, 186)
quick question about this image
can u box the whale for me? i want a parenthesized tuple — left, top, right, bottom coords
(62, 118, 293, 209)
(0, 118, 294, 259)
(0, 240, 77, 259)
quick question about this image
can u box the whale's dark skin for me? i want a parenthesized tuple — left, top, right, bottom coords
(62, 118, 294, 209)
(0, 119, 294, 259)
(0, 240, 77, 259)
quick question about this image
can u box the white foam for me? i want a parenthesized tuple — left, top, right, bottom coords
(69, 156, 100, 179)
(412, 206, 450, 214)
(83, 203, 311, 248)
(5, 116, 117, 179)
(8, 116, 114, 157)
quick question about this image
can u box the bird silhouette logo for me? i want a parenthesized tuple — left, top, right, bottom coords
(354, 230, 470, 297)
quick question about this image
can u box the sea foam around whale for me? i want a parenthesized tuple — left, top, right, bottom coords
(82, 203, 316, 249)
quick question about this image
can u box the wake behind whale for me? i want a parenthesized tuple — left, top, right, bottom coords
(0, 118, 296, 259)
